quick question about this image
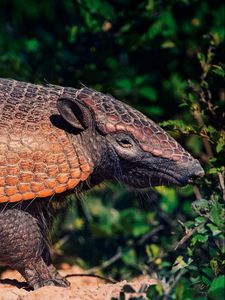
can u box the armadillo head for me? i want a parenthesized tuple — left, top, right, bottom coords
(57, 87, 204, 188)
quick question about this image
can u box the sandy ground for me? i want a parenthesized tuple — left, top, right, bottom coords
(0, 265, 158, 300)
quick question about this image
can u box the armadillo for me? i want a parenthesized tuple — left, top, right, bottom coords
(0, 78, 204, 289)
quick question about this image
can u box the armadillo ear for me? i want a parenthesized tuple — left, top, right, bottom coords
(57, 98, 90, 130)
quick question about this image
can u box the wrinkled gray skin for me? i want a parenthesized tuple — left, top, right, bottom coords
(0, 83, 204, 290)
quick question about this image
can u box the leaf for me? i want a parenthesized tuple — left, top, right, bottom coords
(210, 254, 225, 276)
(25, 38, 39, 52)
(191, 234, 208, 245)
(172, 256, 187, 273)
(208, 276, 225, 300)
(207, 224, 222, 236)
(161, 40, 175, 48)
(132, 223, 149, 237)
(192, 199, 209, 212)
(195, 216, 206, 225)
(144, 106, 163, 116)
(216, 137, 225, 153)
(197, 52, 206, 66)
(139, 86, 158, 101)
(68, 25, 78, 43)
(148, 19, 162, 40)
(147, 283, 163, 298)
(211, 65, 225, 78)
(122, 249, 137, 266)
(210, 203, 223, 226)
(206, 125, 217, 135)
(208, 168, 218, 174)
(156, 186, 178, 213)
(159, 119, 197, 134)
(115, 78, 132, 90)
(146, 244, 160, 260)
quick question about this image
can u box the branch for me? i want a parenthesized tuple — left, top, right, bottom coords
(87, 225, 164, 273)
(87, 252, 122, 273)
(174, 223, 198, 251)
(162, 269, 187, 299)
(192, 185, 203, 200)
(66, 273, 117, 283)
(218, 171, 225, 201)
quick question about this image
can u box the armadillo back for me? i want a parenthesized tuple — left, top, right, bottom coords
(0, 79, 93, 203)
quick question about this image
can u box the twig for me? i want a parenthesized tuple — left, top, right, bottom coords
(192, 185, 203, 200)
(87, 225, 164, 273)
(87, 252, 122, 273)
(66, 273, 117, 283)
(191, 106, 214, 158)
(218, 171, 225, 201)
(162, 269, 186, 299)
(137, 225, 164, 245)
(174, 227, 198, 250)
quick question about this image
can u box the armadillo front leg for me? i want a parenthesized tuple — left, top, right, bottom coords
(0, 208, 69, 289)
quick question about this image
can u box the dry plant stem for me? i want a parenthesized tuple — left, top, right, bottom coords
(200, 45, 213, 82)
(218, 171, 225, 201)
(162, 269, 186, 300)
(88, 225, 164, 273)
(88, 252, 122, 273)
(192, 185, 203, 200)
(137, 225, 164, 245)
(192, 107, 214, 158)
(174, 227, 198, 250)
(199, 45, 215, 115)
(66, 273, 117, 284)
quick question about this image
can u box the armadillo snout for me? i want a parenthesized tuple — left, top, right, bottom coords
(187, 160, 204, 184)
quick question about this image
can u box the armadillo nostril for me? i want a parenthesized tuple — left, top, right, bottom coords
(188, 168, 205, 183)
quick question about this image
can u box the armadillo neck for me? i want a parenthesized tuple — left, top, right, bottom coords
(0, 78, 94, 203)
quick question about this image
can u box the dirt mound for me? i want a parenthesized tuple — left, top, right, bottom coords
(0, 265, 157, 300)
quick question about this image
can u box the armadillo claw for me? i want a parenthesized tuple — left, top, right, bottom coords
(32, 278, 70, 290)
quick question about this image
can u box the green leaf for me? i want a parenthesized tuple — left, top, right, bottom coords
(156, 186, 178, 213)
(132, 223, 149, 237)
(144, 106, 163, 116)
(161, 40, 175, 48)
(116, 78, 132, 90)
(197, 52, 206, 66)
(208, 276, 225, 300)
(207, 223, 222, 236)
(208, 168, 219, 174)
(172, 256, 187, 273)
(159, 119, 197, 134)
(211, 65, 225, 78)
(210, 203, 223, 226)
(216, 137, 225, 153)
(192, 199, 209, 212)
(68, 25, 78, 43)
(122, 249, 137, 266)
(147, 283, 163, 298)
(146, 244, 160, 260)
(139, 86, 158, 101)
(25, 38, 39, 52)
(191, 233, 208, 245)
(195, 216, 206, 224)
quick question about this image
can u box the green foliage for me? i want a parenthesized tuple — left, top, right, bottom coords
(0, 0, 224, 299)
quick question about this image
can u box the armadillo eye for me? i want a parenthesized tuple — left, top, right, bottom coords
(118, 139, 133, 148)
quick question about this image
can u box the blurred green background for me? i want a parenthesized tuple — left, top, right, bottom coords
(0, 1, 224, 299)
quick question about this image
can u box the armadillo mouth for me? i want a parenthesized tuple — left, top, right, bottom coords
(149, 171, 186, 187)
(122, 169, 187, 188)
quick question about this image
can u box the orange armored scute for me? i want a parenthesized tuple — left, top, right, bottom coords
(0, 79, 94, 203)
